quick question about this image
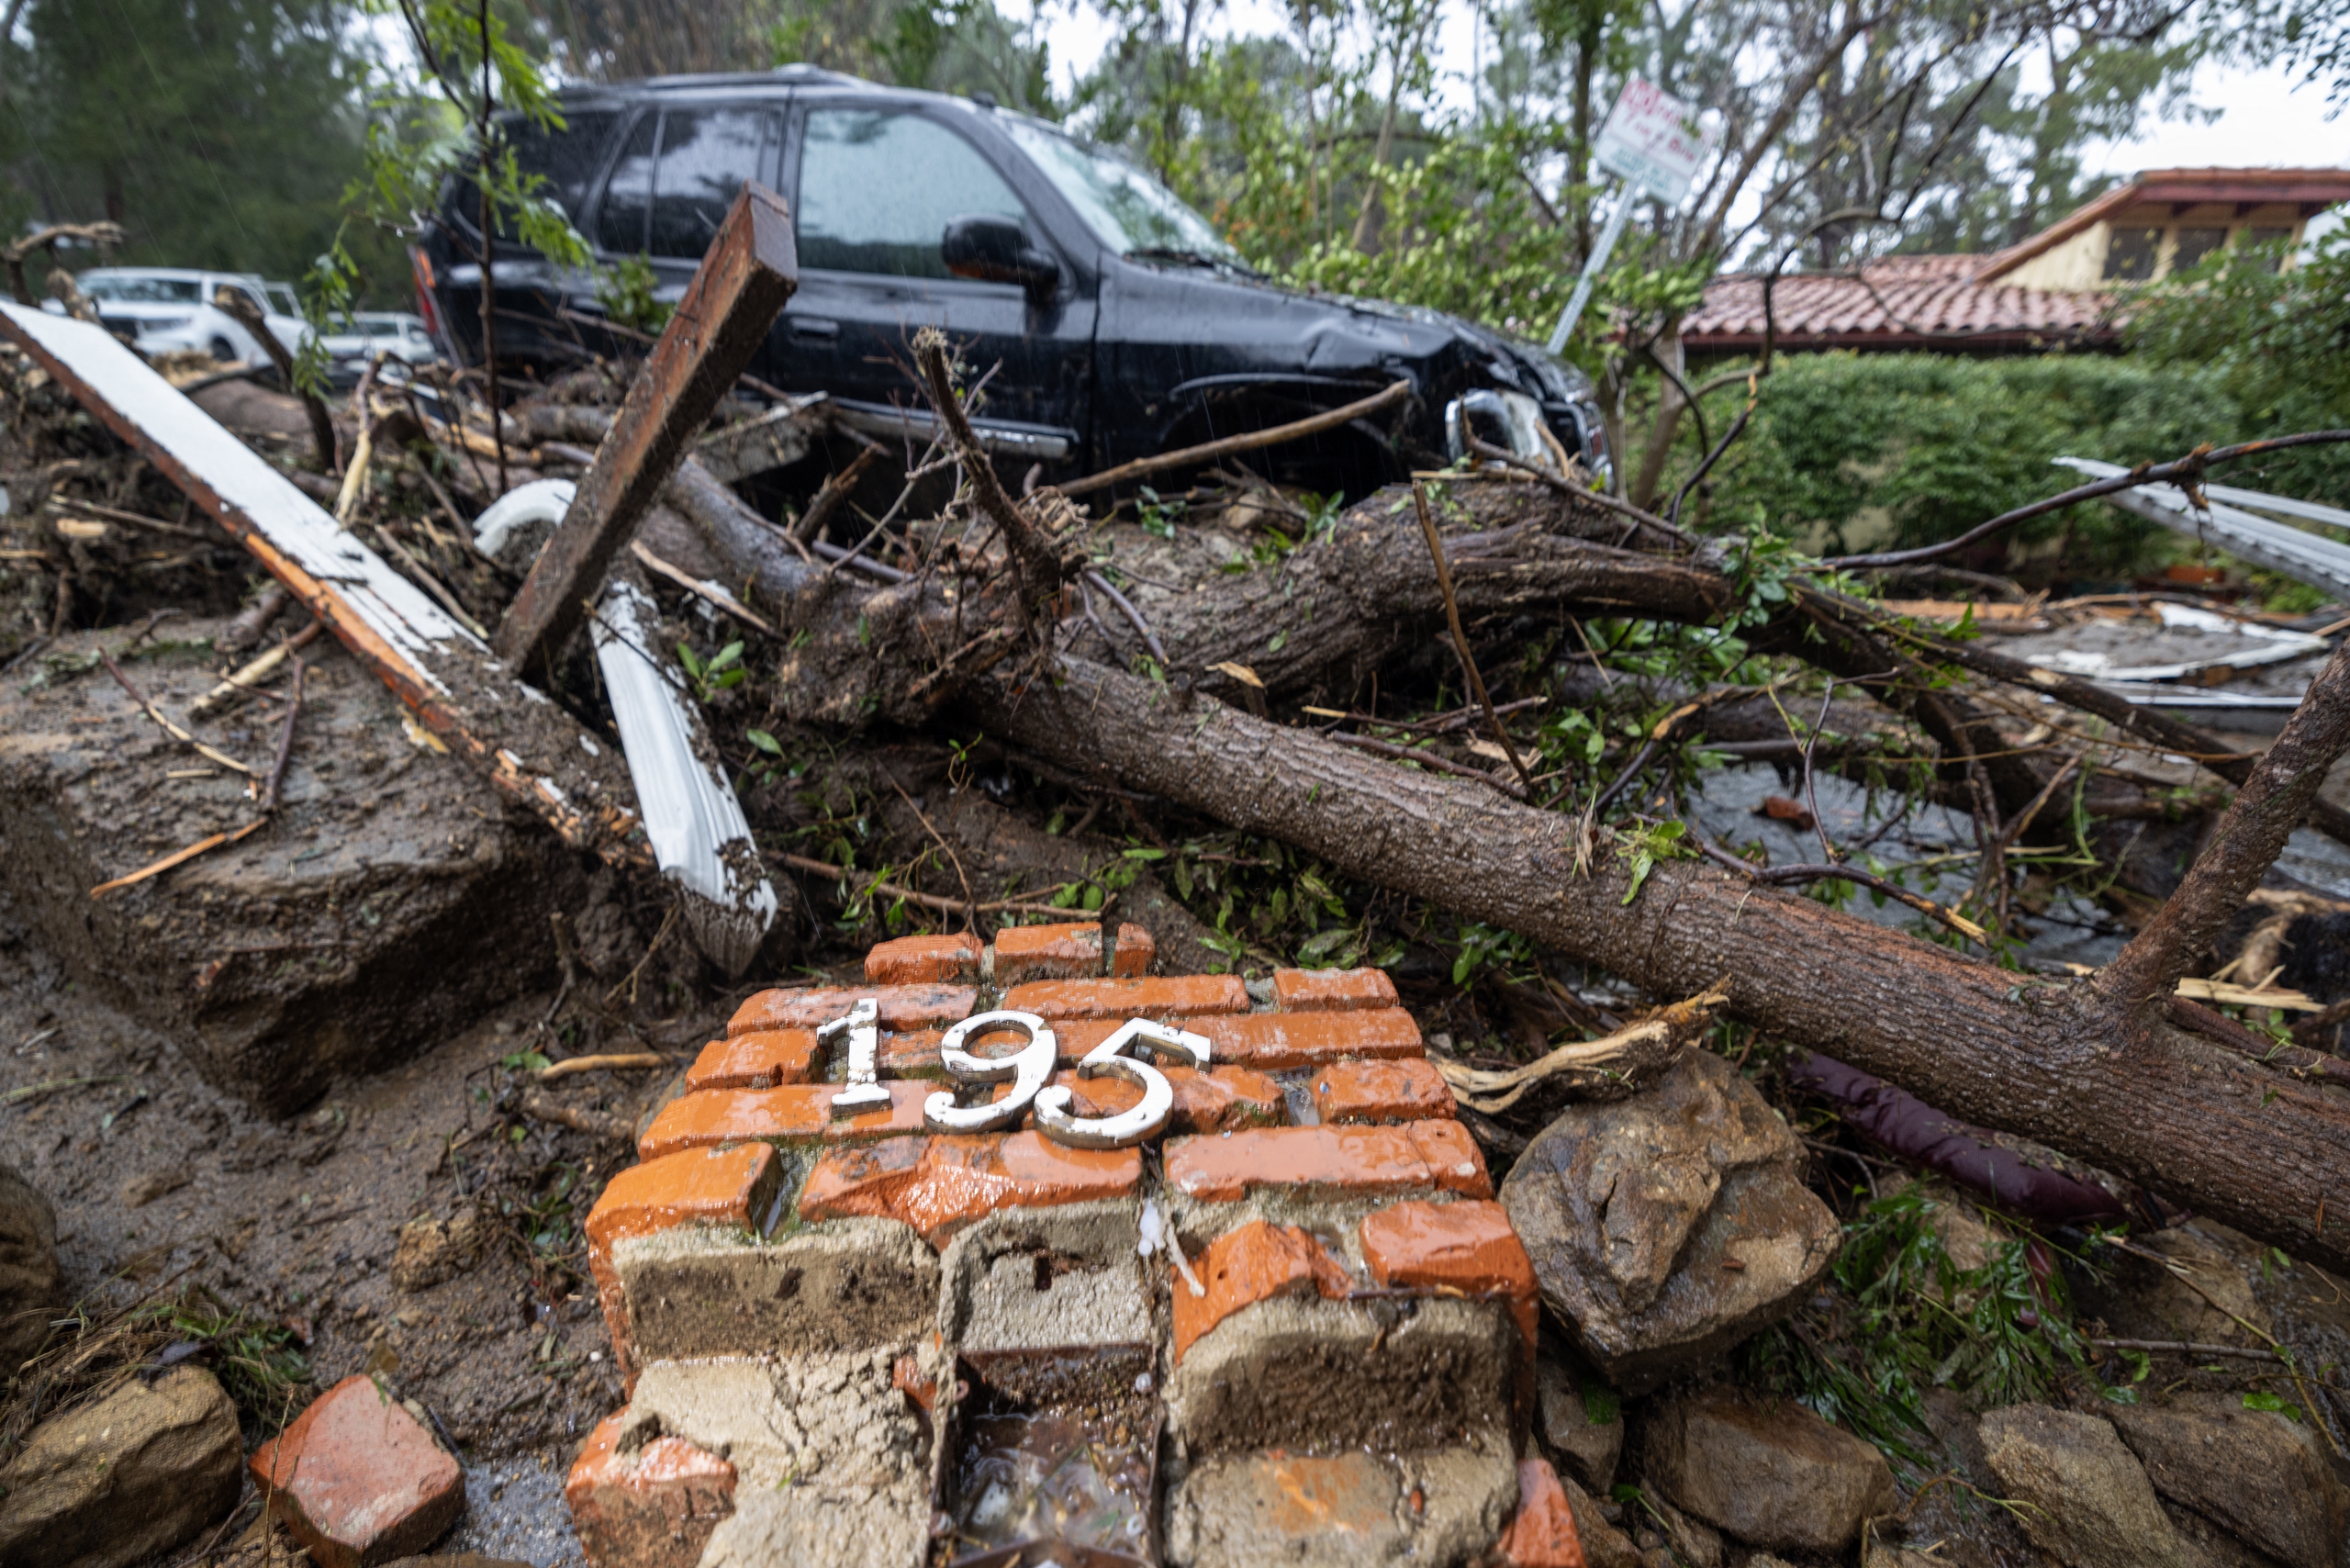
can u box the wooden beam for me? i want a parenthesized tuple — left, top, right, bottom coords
(0, 302, 647, 867)
(496, 181, 798, 678)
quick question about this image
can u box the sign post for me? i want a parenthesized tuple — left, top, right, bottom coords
(1546, 79, 1714, 354)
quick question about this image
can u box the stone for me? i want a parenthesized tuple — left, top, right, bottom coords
(1977, 1404, 2194, 1568)
(1863, 1549, 1947, 1568)
(0, 1162, 62, 1370)
(1165, 1120, 1491, 1203)
(250, 1374, 465, 1568)
(1535, 1346, 1623, 1494)
(1639, 1386, 1894, 1551)
(1163, 1440, 1516, 1568)
(380, 1557, 532, 1568)
(389, 1210, 488, 1293)
(1490, 1458, 1588, 1568)
(0, 1365, 241, 1568)
(1645, 1494, 1723, 1568)
(2109, 1393, 2349, 1568)
(1167, 1293, 1516, 1456)
(1559, 1473, 1642, 1568)
(1499, 1049, 1841, 1392)
(0, 624, 601, 1114)
(119, 1170, 188, 1209)
(565, 1411, 736, 1568)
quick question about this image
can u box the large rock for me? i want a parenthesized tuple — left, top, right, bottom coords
(0, 624, 601, 1114)
(1639, 1386, 1895, 1551)
(1499, 1049, 1841, 1391)
(2110, 1393, 2349, 1568)
(0, 1162, 61, 1370)
(1977, 1404, 2193, 1568)
(0, 1365, 242, 1568)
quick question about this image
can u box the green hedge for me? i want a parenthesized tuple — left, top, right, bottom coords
(1680, 353, 2259, 577)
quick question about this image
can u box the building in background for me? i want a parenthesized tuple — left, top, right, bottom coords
(1684, 167, 2350, 357)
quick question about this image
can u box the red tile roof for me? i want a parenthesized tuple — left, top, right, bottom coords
(1683, 258, 2114, 352)
(1685, 167, 2350, 353)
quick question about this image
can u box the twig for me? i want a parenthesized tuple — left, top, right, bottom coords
(190, 621, 324, 717)
(630, 541, 778, 635)
(792, 444, 882, 543)
(1412, 481, 1534, 790)
(1828, 429, 2350, 570)
(913, 330, 1064, 620)
(516, 1089, 633, 1141)
(260, 655, 306, 814)
(536, 1053, 667, 1081)
(371, 522, 487, 638)
(1082, 569, 1169, 665)
(1324, 729, 1526, 798)
(770, 851, 1071, 918)
(100, 651, 256, 775)
(1666, 399, 1755, 525)
(1059, 380, 1412, 498)
(1693, 835, 1986, 941)
(1461, 437, 1697, 550)
(89, 821, 265, 898)
(2, 1074, 126, 1106)
(888, 776, 977, 927)
(43, 496, 218, 543)
(2089, 1337, 2285, 1362)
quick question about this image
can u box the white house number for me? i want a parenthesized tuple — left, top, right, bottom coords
(822, 1002, 1210, 1148)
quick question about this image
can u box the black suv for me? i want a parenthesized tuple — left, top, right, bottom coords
(417, 65, 1608, 497)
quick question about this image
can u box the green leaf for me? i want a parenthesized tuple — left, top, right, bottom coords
(746, 729, 783, 756)
(2244, 1391, 2305, 1422)
(1583, 1383, 1622, 1427)
(1122, 847, 1167, 860)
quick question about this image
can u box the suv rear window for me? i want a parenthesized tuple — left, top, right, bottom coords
(79, 274, 201, 303)
(796, 109, 1025, 278)
(452, 107, 621, 243)
(596, 107, 779, 259)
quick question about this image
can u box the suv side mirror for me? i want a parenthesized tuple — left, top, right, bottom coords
(942, 214, 1058, 300)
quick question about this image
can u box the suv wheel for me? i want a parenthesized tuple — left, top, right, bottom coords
(208, 335, 236, 363)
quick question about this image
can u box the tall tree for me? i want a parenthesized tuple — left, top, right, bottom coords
(6, 0, 371, 284)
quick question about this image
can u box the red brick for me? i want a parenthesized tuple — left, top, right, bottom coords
(1058, 1008, 1422, 1070)
(1111, 922, 1155, 976)
(1027, 1064, 1286, 1133)
(1272, 966, 1400, 1012)
(1360, 1199, 1539, 1345)
(876, 1027, 947, 1078)
(247, 1374, 464, 1568)
(865, 932, 983, 985)
(685, 1029, 820, 1092)
(1493, 1458, 1587, 1568)
(992, 921, 1105, 984)
(1170, 1219, 1353, 1362)
(585, 1145, 779, 1386)
(796, 1132, 1141, 1246)
(726, 983, 974, 1036)
(1001, 973, 1248, 1021)
(635, 1081, 929, 1161)
(565, 1411, 736, 1568)
(1312, 1058, 1456, 1123)
(1163, 1120, 1491, 1203)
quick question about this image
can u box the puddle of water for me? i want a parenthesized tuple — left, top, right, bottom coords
(441, 1450, 585, 1566)
(942, 1348, 1158, 1565)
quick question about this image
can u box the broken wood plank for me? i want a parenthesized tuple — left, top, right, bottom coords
(0, 301, 647, 866)
(496, 181, 798, 678)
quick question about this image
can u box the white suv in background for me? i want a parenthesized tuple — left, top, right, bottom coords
(60, 267, 309, 364)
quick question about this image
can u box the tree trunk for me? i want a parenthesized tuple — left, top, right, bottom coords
(965, 653, 2350, 1273)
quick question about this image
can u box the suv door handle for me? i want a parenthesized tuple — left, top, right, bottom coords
(789, 317, 839, 340)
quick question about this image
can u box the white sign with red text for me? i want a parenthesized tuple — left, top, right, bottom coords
(1594, 79, 1712, 205)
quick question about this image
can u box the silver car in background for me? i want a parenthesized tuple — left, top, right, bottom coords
(59, 267, 308, 364)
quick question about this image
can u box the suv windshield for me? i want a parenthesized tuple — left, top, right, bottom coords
(1000, 119, 1240, 266)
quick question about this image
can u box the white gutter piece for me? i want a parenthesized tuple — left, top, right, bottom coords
(2055, 456, 2350, 605)
(477, 482, 778, 976)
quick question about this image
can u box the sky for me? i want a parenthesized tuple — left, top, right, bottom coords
(1043, 3, 2348, 186)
